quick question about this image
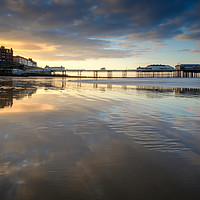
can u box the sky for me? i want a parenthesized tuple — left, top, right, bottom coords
(0, 0, 200, 69)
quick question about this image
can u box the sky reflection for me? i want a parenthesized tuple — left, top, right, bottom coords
(0, 77, 200, 199)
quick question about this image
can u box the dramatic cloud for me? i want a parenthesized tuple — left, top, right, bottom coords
(176, 31, 200, 41)
(0, 0, 199, 61)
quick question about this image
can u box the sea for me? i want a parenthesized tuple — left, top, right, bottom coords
(0, 77, 200, 200)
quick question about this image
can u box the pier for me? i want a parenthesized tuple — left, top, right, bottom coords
(51, 69, 200, 78)
(0, 67, 200, 78)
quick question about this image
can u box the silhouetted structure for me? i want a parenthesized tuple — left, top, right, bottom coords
(0, 46, 13, 62)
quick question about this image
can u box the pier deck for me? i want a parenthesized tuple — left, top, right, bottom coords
(51, 69, 200, 78)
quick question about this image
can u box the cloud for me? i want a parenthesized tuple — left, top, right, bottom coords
(0, 23, 13, 32)
(179, 48, 200, 53)
(0, 0, 199, 61)
(190, 49, 200, 53)
(175, 2, 200, 41)
(176, 31, 200, 41)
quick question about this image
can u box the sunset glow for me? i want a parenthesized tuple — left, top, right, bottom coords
(1, 0, 200, 69)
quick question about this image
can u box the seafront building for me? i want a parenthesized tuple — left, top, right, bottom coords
(0, 46, 37, 67)
(27, 58, 37, 67)
(175, 64, 200, 70)
(13, 56, 28, 66)
(137, 64, 175, 71)
(0, 46, 13, 62)
(13, 56, 37, 67)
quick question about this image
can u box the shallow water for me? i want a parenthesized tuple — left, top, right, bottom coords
(0, 77, 200, 200)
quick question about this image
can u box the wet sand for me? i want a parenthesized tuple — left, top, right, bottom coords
(71, 77, 200, 88)
(0, 77, 200, 199)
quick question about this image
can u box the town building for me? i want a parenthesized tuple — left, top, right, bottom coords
(175, 64, 200, 70)
(13, 56, 37, 67)
(13, 56, 28, 65)
(0, 46, 13, 62)
(28, 58, 37, 67)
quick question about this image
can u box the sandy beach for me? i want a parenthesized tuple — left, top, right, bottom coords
(0, 77, 200, 199)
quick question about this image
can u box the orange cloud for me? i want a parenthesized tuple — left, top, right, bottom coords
(0, 40, 59, 52)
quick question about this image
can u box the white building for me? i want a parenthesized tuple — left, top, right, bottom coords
(45, 66, 65, 71)
(137, 64, 174, 71)
(13, 56, 28, 65)
(12, 69, 24, 75)
(12, 68, 51, 75)
(27, 58, 37, 67)
(13, 56, 37, 67)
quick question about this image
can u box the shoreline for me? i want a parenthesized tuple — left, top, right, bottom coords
(69, 77, 200, 89)
(1, 76, 200, 89)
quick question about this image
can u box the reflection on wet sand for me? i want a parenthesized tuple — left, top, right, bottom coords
(0, 77, 200, 200)
(1, 78, 200, 109)
(0, 78, 68, 109)
(0, 79, 37, 109)
(135, 85, 200, 97)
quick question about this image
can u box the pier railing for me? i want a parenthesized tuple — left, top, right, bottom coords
(1, 68, 199, 78)
(51, 69, 200, 78)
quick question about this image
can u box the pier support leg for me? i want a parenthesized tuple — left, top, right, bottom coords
(94, 71, 98, 78)
(78, 71, 82, 77)
(122, 71, 127, 78)
(107, 71, 112, 78)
